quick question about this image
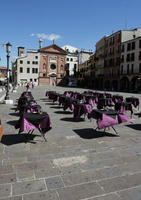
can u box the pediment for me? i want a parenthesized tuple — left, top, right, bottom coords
(39, 44, 67, 55)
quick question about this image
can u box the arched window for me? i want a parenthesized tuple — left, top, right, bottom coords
(60, 65, 63, 71)
(43, 63, 46, 72)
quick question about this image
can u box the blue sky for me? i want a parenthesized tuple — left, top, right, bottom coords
(0, 0, 141, 67)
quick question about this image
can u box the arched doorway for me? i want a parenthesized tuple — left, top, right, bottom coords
(120, 77, 129, 91)
(112, 80, 118, 91)
(49, 73, 57, 86)
(104, 80, 111, 91)
(130, 76, 138, 92)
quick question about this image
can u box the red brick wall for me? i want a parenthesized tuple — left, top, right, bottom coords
(39, 51, 66, 85)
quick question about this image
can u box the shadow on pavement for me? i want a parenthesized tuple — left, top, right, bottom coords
(54, 111, 73, 114)
(50, 106, 63, 109)
(60, 117, 85, 122)
(126, 123, 141, 131)
(1, 134, 37, 145)
(9, 113, 19, 117)
(45, 102, 58, 105)
(10, 107, 17, 111)
(73, 128, 118, 139)
(7, 120, 18, 126)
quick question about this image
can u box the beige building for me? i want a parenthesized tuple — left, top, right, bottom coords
(120, 36, 141, 91)
(12, 47, 40, 86)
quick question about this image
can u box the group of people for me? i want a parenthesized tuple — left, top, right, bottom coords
(26, 81, 34, 91)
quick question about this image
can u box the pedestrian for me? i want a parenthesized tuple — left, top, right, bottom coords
(26, 82, 30, 91)
(32, 81, 34, 89)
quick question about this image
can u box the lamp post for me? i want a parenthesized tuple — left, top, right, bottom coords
(5, 42, 12, 100)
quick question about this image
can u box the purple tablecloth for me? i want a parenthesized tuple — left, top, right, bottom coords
(16, 112, 52, 134)
(88, 109, 132, 129)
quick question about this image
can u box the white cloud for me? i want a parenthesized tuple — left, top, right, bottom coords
(30, 33, 61, 41)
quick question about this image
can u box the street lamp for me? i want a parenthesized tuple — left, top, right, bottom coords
(5, 42, 12, 101)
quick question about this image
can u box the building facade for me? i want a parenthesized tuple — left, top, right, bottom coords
(95, 36, 105, 90)
(120, 36, 141, 92)
(38, 43, 67, 86)
(95, 27, 141, 91)
(12, 47, 40, 86)
(0, 67, 8, 85)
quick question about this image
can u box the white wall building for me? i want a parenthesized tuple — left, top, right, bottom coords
(62, 45, 78, 76)
(120, 36, 141, 91)
(12, 47, 40, 86)
(78, 49, 93, 65)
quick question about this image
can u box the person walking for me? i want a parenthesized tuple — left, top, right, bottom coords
(32, 81, 34, 89)
(26, 82, 30, 91)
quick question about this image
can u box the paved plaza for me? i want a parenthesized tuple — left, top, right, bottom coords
(0, 85, 141, 200)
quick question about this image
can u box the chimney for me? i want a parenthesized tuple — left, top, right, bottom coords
(53, 39, 55, 45)
(18, 47, 24, 56)
(39, 39, 42, 49)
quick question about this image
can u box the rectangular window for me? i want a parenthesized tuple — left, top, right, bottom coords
(117, 45, 120, 53)
(131, 64, 134, 73)
(35, 56, 38, 59)
(27, 61, 30, 64)
(127, 64, 129, 74)
(121, 55, 124, 63)
(131, 53, 135, 61)
(127, 43, 131, 51)
(20, 67, 23, 73)
(35, 68, 38, 73)
(132, 42, 135, 50)
(126, 54, 130, 62)
(20, 60, 23, 64)
(121, 65, 123, 74)
(32, 68, 35, 73)
(121, 45, 124, 52)
(27, 68, 30, 73)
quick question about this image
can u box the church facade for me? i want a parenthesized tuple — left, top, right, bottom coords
(38, 43, 67, 86)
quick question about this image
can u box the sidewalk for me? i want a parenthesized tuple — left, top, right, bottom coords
(0, 86, 141, 200)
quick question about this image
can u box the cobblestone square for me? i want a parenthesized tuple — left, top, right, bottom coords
(0, 85, 141, 199)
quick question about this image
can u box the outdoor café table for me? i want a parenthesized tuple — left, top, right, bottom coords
(15, 112, 52, 141)
(115, 101, 133, 117)
(125, 97, 140, 108)
(63, 97, 79, 111)
(112, 95, 123, 104)
(21, 91, 33, 99)
(88, 109, 132, 135)
(85, 96, 96, 107)
(17, 97, 37, 115)
(105, 93, 112, 98)
(46, 91, 59, 102)
(97, 98, 113, 109)
(64, 91, 73, 97)
(73, 103, 93, 120)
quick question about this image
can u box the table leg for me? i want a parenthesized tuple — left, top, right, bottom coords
(38, 128, 47, 142)
(111, 126, 119, 135)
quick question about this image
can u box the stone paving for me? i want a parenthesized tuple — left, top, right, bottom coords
(0, 85, 141, 199)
